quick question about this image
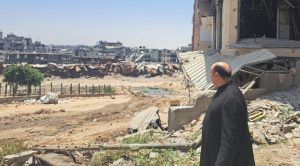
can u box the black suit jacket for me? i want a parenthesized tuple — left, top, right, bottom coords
(200, 82, 255, 166)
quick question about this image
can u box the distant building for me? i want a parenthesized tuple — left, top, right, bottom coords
(72, 40, 129, 64)
(180, 44, 193, 52)
(95, 41, 126, 60)
(0, 33, 47, 53)
(160, 49, 177, 64)
(0, 31, 3, 50)
(143, 49, 160, 62)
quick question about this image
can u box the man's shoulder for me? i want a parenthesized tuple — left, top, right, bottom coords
(224, 83, 245, 100)
(225, 82, 242, 94)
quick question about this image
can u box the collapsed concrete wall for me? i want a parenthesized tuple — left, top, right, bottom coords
(295, 59, 300, 85)
(168, 63, 300, 132)
(168, 91, 215, 132)
(259, 68, 300, 93)
(167, 88, 270, 132)
(167, 76, 299, 132)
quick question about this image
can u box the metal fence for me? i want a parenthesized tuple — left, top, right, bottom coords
(0, 82, 116, 97)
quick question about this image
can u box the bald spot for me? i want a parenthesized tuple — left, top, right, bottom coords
(211, 62, 231, 74)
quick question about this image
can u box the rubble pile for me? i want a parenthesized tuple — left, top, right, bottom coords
(39, 92, 58, 104)
(260, 86, 300, 110)
(23, 92, 59, 104)
(32, 62, 180, 78)
(248, 99, 300, 144)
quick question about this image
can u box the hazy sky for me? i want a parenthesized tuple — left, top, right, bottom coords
(0, 0, 193, 49)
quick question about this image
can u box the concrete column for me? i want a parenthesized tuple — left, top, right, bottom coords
(221, 0, 239, 51)
(213, 16, 217, 49)
(216, 0, 222, 50)
(192, 0, 201, 51)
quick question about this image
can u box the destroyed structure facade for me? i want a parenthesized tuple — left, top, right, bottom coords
(192, 0, 300, 55)
(187, 0, 300, 93)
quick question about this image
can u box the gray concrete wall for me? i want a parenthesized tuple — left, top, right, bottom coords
(167, 88, 270, 132)
(259, 72, 295, 93)
(168, 91, 214, 132)
(244, 89, 268, 101)
(294, 59, 300, 85)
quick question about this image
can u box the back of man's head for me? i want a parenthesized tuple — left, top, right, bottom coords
(213, 64, 232, 79)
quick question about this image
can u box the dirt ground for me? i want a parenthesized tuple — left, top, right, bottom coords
(254, 138, 300, 166)
(42, 74, 184, 90)
(1, 75, 300, 165)
(0, 75, 186, 147)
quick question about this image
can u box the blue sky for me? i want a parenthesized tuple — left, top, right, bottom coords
(0, 0, 193, 49)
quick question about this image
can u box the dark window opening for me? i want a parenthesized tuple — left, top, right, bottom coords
(290, 5, 300, 40)
(239, 0, 300, 41)
(240, 0, 278, 39)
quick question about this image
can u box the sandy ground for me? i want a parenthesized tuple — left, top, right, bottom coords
(0, 95, 182, 147)
(0, 75, 187, 147)
(41, 74, 184, 89)
(254, 138, 300, 166)
(1, 75, 300, 165)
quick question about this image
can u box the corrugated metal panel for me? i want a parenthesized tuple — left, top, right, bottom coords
(129, 107, 159, 133)
(178, 49, 277, 90)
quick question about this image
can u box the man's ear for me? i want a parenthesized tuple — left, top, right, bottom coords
(214, 72, 219, 78)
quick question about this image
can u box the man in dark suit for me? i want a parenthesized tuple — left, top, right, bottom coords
(200, 62, 255, 166)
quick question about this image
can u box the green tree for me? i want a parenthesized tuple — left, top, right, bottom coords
(3, 64, 44, 96)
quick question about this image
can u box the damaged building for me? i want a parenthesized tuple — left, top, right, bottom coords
(192, 0, 300, 51)
(188, 0, 300, 92)
(169, 0, 300, 131)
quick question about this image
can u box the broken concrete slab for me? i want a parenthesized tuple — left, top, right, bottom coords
(168, 91, 214, 132)
(34, 153, 78, 166)
(3, 150, 37, 166)
(284, 133, 294, 139)
(283, 123, 298, 134)
(149, 152, 159, 159)
(292, 128, 300, 138)
(250, 128, 268, 144)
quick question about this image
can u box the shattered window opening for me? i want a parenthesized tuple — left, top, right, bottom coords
(239, 0, 300, 41)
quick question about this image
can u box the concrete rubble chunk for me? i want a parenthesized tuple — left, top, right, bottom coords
(283, 123, 298, 134)
(149, 152, 159, 159)
(3, 150, 37, 166)
(284, 133, 294, 139)
(269, 119, 281, 125)
(196, 147, 201, 153)
(24, 157, 35, 166)
(268, 126, 281, 135)
(111, 158, 125, 166)
(191, 119, 197, 127)
(183, 124, 192, 131)
(292, 128, 300, 138)
(251, 128, 267, 144)
(294, 111, 300, 117)
(40, 92, 58, 104)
